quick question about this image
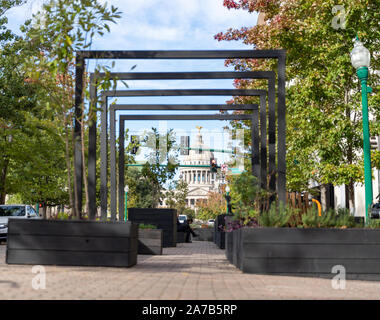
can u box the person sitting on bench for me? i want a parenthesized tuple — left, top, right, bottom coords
(177, 218, 198, 243)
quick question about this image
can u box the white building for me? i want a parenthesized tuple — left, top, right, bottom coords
(178, 131, 222, 211)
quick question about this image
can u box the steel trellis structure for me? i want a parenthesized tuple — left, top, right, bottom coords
(90, 73, 274, 219)
(74, 50, 286, 218)
(117, 111, 257, 222)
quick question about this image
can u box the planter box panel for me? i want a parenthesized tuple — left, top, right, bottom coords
(7, 249, 137, 267)
(139, 229, 163, 239)
(242, 257, 380, 276)
(214, 214, 228, 248)
(215, 230, 226, 249)
(229, 228, 380, 280)
(138, 229, 163, 255)
(242, 243, 380, 259)
(6, 219, 138, 268)
(177, 232, 185, 243)
(241, 228, 380, 244)
(7, 235, 136, 253)
(128, 208, 177, 247)
(225, 232, 233, 263)
(8, 218, 137, 238)
(194, 229, 213, 241)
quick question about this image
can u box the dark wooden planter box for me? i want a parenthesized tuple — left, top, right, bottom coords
(227, 227, 380, 280)
(138, 229, 163, 255)
(128, 208, 177, 247)
(214, 214, 227, 249)
(6, 219, 138, 268)
(194, 228, 214, 241)
(225, 231, 233, 263)
(177, 231, 185, 243)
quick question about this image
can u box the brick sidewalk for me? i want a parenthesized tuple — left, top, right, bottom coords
(0, 241, 379, 300)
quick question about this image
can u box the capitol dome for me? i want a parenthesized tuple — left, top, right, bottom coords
(182, 132, 214, 166)
(178, 129, 221, 211)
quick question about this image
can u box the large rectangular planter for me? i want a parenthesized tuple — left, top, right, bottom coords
(193, 228, 214, 241)
(177, 231, 186, 243)
(138, 229, 163, 255)
(227, 227, 380, 280)
(6, 219, 138, 267)
(128, 208, 177, 247)
(214, 214, 227, 249)
(225, 231, 233, 264)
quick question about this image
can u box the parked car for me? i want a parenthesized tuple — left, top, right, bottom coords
(178, 214, 187, 224)
(0, 205, 40, 242)
(207, 219, 215, 226)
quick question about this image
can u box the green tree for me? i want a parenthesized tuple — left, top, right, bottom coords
(0, 40, 42, 203)
(196, 191, 226, 221)
(140, 128, 179, 208)
(21, 0, 122, 217)
(216, 0, 380, 212)
(165, 179, 189, 215)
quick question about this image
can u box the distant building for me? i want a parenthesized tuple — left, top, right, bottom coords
(178, 130, 222, 211)
(161, 129, 222, 211)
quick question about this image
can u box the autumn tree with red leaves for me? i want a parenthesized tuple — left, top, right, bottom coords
(215, 0, 380, 213)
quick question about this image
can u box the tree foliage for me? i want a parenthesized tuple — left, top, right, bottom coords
(165, 179, 189, 215)
(215, 0, 380, 211)
(196, 192, 227, 221)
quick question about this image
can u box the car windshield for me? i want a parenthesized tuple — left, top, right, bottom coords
(0, 206, 25, 217)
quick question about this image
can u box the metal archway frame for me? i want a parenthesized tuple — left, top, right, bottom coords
(75, 50, 286, 218)
(112, 104, 259, 221)
(117, 111, 257, 221)
(103, 89, 265, 220)
(90, 71, 275, 219)
(100, 89, 264, 221)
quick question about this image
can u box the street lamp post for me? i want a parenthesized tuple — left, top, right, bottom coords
(225, 185, 231, 215)
(124, 185, 129, 221)
(350, 36, 373, 223)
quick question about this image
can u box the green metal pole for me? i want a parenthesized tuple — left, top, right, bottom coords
(226, 191, 230, 214)
(357, 66, 373, 224)
(124, 191, 128, 221)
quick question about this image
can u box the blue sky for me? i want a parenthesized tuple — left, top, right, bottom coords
(6, 0, 257, 166)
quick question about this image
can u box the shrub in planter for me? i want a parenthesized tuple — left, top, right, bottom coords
(226, 202, 380, 279)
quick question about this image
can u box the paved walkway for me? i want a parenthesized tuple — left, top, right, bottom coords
(1, 241, 380, 299)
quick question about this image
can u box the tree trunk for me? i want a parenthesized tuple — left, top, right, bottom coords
(64, 116, 74, 216)
(42, 205, 47, 220)
(348, 179, 355, 215)
(320, 184, 327, 212)
(81, 117, 89, 217)
(72, 125, 79, 219)
(345, 89, 355, 214)
(0, 159, 9, 205)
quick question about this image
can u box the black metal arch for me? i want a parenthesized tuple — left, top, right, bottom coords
(117, 110, 258, 221)
(76, 50, 286, 218)
(101, 89, 266, 220)
(92, 78, 273, 219)
(108, 103, 259, 221)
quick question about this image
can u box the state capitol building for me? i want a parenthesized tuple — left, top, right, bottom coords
(162, 129, 223, 211)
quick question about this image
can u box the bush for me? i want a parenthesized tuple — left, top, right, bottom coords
(139, 224, 157, 229)
(52, 211, 72, 220)
(258, 202, 296, 227)
(301, 206, 357, 228)
(368, 219, 380, 229)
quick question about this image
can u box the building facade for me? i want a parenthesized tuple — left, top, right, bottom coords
(178, 131, 222, 211)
